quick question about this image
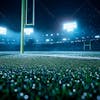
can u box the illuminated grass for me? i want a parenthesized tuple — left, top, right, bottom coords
(0, 55, 100, 100)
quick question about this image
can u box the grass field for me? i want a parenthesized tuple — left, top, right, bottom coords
(0, 52, 100, 100)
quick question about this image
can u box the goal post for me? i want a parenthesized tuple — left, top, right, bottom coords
(20, 0, 35, 54)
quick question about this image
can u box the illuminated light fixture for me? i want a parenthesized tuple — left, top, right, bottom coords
(36, 40, 39, 42)
(95, 35, 100, 39)
(62, 38, 67, 41)
(63, 22, 77, 32)
(0, 27, 7, 35)
(51, 34, 53, 36)
(46, 34, 48, 36)
(46, 39, 50, 42)
(57, 33, 59, 36)
(82, 37, 85, 39)
(51, 39, 53, 41)
(24, 28, 34, 35)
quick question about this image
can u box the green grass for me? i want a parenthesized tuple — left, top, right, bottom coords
(0, 55, 100, 100)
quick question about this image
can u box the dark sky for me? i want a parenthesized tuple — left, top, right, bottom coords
(0, 0, 100, 34)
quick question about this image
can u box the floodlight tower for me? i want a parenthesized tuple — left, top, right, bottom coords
(20, 0, 35, 54)
(63, 22, 77, 32)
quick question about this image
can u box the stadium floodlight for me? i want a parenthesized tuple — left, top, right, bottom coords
(63, 22, 77, 32)
(46, 34, 49, 36)
(62, 38, 67, 41)
(36, 40, 39, 42)
(57, 33, 59, 36)
(95, 35, 100, 39)
(51, 39, 53, 41)
(46, 39, 50, 42)
(24, 28, 34, 35)
(51, 34, 53, 36)
(0, 27, 7, 35)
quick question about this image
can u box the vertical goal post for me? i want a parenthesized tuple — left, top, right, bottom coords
(20, 0, 35, 54)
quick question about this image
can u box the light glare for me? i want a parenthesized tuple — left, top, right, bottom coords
(62, 38, 67, 41)
(0, 27, 7, 35)
(46, 39, 50, 42)
(95, 35, 100, 39)
(63, 22, 77, 32)
(24, 28, 34, 35)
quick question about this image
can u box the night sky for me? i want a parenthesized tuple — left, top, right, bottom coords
(0, 0, 100, 35)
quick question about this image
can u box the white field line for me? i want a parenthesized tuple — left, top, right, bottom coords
(0, 51, 100, 60)
(6, 54, 100, 60)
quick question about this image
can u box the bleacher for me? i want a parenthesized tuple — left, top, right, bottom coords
(0, 34, 100, 51)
